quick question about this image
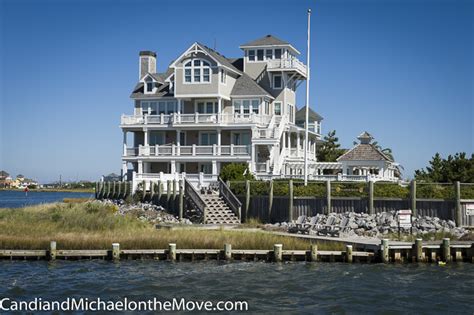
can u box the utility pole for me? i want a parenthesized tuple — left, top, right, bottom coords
(304, 8, 312, 186)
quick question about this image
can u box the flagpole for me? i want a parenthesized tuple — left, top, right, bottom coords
(304, 8, 311, 186)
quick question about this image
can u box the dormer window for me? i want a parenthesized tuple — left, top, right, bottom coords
(143, 76, 155, 94)
(273, 74, 282, 89)
(183, 59, 211, 84)
(275, 49, 282, 59)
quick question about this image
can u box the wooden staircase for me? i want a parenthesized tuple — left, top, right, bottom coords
(201, 194, 240, 225)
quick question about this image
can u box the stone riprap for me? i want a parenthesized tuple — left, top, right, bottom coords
(97, 200, 192, 225)
(279, 211, 468, 239)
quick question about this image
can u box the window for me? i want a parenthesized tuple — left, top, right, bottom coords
(143, 100, 176, 115)
(199, 163, 212, 174)
(146, 82, 154, 93)
(158, 101, 166, 114)
(248, 50, 255, 61)
(197, 101, 217, 114)
(183, 59, 211, 83)
(265, 49, 273, 59)
(200, 132, 217, 145)
(287, 104, 294, 122)
(273, 74, 282, 89)
(232, 132, 250, 145)
(257, 49, 264, 61)
(149, 131, 165, 145)
(274, 102, 282, 115)
(251, 100, 259, 114)
(233, 99, 260, 115)
(220, 69, 226, 84)
(274, 49, 282, 59)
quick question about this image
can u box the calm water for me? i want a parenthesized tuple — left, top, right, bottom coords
(0, 190, 94, 208)
(0, 261, 472, 314)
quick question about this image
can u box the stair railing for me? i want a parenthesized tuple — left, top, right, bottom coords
(184, 178, 208, 223)
(218, 177, 242, 222)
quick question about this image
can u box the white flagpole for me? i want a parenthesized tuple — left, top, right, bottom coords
(304, 8, 311, 186)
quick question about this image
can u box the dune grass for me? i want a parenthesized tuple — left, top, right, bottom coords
(0, 201, 343, 251)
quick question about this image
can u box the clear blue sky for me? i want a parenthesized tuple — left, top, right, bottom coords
(0, 0, 472, 183)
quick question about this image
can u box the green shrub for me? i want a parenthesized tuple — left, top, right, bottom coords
(273, 181, 289, 196)
(294, 182, 326, 197)
(332, 182, 368, 197)
(460, 184, 474, 199)
(416, 183, 455, 199)
(374, 183, 410, 198)
(229, 182, 246, 196)
(220, 163, 255, 182)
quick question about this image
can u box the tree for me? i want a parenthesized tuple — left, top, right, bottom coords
(415, 152, 474, 183)
(317, 130, 346, 162)
(219, 163, 255, 182)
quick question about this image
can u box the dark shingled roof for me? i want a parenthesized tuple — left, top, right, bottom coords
(231, 73, 273, 98)
(130, 81, 173, 98)
(337, 144, 393, 162)
(227, 58, 244, 71)
(295, 106, 323, 122)
(240, 35, 290, 47)
(197, 43, 242, 74)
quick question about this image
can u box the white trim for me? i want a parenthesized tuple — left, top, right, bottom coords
(239, 44, 301, 55)
(182, 58, 212, 84)
(174, 93, 231, 100)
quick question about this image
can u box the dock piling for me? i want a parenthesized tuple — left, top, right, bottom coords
(310, 244, 318, 262)
(415, 238, 423, 262)
(112, 243, 120, 261)
(49, 241, 57, 261)
(381, 239, 389, 263)
(274, 244, 282, 262)
(179, 180, 184, 220)
(224, 244, 232, 260)
(346, 245, 353, 263)
(169, 243, 176, 261)
(442, 238, 451, 262)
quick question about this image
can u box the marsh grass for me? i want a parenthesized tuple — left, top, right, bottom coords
(0, 202, 342, 250)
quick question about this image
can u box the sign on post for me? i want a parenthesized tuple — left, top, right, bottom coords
(397, 209, 412, 229)
(466, 204, 474, 216)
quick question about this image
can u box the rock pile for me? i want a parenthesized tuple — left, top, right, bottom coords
(96, 200, 192, 225)
(277, 211, 468, 239)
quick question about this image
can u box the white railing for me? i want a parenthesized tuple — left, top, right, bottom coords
(121, 113, 272, 126)
(267, 58, 307, 75)
(136, 144, 250, 157)
(132, 172, 218, 192)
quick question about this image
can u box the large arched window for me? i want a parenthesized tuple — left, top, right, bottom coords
(184, 59, 211, 83)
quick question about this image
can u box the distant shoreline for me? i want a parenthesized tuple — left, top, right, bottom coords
(0, 188, 94, 193)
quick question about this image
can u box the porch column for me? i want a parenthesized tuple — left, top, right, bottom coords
(170, 160, 176, 174)
(176, 129, 181, 156)
(178, 99, 182, 114)
(122, 131, 127, 156)
(296, 133, 300, 157)
(217, 97, 222, 113)
(144, 128, 149, 146)
(122, 162, 127, 181)
(217, 129, 221, 155)
(251, 144, 256, 172)
(287, 132, 291, 152)
(212, 160, 217, 175)
(138, 160, 143, 174)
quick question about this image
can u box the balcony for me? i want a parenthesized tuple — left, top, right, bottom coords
(267, 58, 307, 76)
(121, 113, 272, 127)
(124, 144, 251, 158)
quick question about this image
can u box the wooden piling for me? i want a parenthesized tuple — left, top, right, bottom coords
(224, 244, 232, 260)
(112, 182, 116, 199)
(150, 182, 155, 203)
(179, 180, 184, 220)
(158, 181, 163, 201)
(368, 181, 374, 215)
(49, 241, 57, 261)
(310, 244, 318, 262)
(288, 180, 294, 222)
(410, 180, 417, 216)
(454, 181, 462, 227)
(142, 180, 146, 201)
(415, 238, 423, 262)
(274, 244, 282, 262)
(326, 181, 331, 214)
(107, 182, 111, 199)
(442, 238, 451, 263)
(117, 181, 122, 199)
(95, 182, 99, 199)
(381, 239, 389, 263)
(112, 243, 120, 260)
(245, 180, 250, 222)
(169, 243, 176, 261)
(173, 180, 177, 212)
(268, 180, 274, 222)
(346, 245, 353, 263)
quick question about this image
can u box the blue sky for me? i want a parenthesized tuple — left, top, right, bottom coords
(0, 0, 472, 183)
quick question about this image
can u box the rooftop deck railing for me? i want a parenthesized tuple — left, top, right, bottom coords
(267, 58, 307, 76)
(121, 113, 272, 126)
(128, 144, 251, 157)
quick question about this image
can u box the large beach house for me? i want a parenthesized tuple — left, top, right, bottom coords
(120, 35, 400, 190)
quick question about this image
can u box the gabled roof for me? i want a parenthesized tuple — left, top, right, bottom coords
(295, 106, 323, 122)
(130, 81, 173, 99)
(231, 73, 274, 99)
(239, 34, 300, 54)
(337, 144, 393, 162)
(197, 43, 242, 74)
